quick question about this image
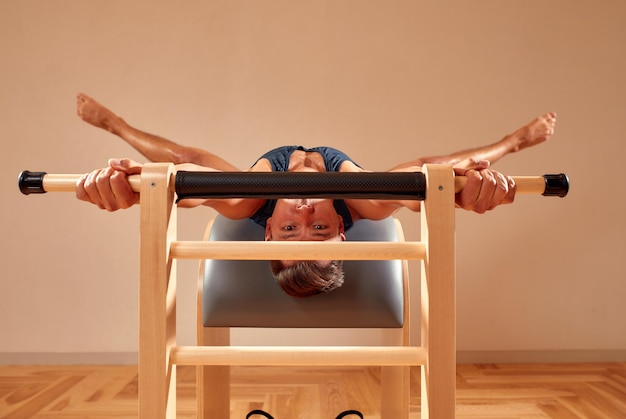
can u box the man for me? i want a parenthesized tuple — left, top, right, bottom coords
(75, 93, 557, 296)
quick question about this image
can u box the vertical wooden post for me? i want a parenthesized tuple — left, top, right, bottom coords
(139, 163, 177, 419)
(381, 219, 411, 419)
(420, 164, 456, 418)
(197, 328, 231, 418)
(380, 336, 410, 418)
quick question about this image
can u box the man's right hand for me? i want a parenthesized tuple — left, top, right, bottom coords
(76, 158, 143, 211)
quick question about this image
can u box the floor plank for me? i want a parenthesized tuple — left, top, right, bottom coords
(0, 363, 624, 418)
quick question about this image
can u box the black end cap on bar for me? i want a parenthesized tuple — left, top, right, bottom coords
(543, 173, 569, 197)
(18, 170, 47, 195)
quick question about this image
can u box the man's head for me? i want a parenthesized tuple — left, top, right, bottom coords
(265, 198, 346, 241)
(265, 199, 346, 297)
(269, 259, 344, 297)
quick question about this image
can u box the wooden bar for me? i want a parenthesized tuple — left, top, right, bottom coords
(171, 346, 427, 367)
(453, 175, 547, 194)
(138, 163, 177, 419)
(381, 218, 412, 419)
(420, 165, 457, 419)
(39, 173, 142, 192)
(170, 240, 427, 261)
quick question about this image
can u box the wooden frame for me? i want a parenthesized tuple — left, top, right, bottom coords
(195, 216, 412, 418)
(137, 163, 456, 418)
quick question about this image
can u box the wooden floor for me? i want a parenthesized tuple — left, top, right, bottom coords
(1, 363, 625, 418)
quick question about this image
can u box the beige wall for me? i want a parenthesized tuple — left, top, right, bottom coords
(1, 0, 625, 363)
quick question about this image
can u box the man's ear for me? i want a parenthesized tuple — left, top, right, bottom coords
(338, 215, 346, 241)
(265, 218, 272, 241)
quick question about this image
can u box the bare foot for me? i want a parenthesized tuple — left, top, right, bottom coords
(76, 93, 124, 134)
(511, 112, 557, 152)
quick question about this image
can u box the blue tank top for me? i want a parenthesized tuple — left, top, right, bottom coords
(250, 146, 359, 230)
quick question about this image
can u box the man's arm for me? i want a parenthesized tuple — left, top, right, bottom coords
(76, 159, 265, 219)
(343, 160, 515, 221)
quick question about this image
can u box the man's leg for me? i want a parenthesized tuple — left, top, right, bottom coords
(76, 93, 240, 171)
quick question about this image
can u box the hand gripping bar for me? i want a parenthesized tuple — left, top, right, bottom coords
(18, 170, 569, 199)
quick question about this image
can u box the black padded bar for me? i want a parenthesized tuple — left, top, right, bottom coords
(175, 171, 427, 201)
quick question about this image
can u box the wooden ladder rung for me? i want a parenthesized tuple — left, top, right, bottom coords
(171, 345, 426, 366)
(169, 241, 427, 261)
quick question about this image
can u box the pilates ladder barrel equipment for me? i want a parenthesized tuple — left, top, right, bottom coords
(18, 165, 569, 419)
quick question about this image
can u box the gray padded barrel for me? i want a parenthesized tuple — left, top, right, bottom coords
(202, 216, 405, 328)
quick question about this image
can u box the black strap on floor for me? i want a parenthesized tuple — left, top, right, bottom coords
(336, 410, 364, 419)
(246, 408, 363, 418)
(246, 409, 274, 419)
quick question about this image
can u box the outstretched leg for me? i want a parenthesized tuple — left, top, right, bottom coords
(391, 112, 557, 170)
(508, 112, 557, 152)
(76, 93, 240, 171)
(76, 93, 122, 134)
